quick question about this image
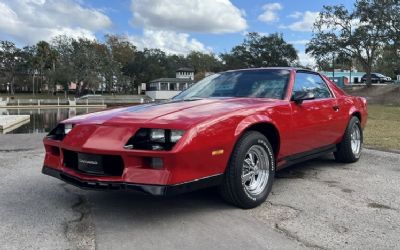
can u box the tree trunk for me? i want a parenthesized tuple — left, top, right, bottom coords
(32, 73, 35, 96)
(52, 60, 56, 92)
(11, 75, 15, 95)
(365, 66, 372, 87)
(108, 76, 112, 94)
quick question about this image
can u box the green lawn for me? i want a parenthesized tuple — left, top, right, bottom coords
(364, 104, 400, 151)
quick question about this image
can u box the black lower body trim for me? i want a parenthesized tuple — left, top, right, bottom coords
(280, 144, 337, 168)
(42, 166, 222, 196)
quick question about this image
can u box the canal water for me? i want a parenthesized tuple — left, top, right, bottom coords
(0, 107, 104, 134)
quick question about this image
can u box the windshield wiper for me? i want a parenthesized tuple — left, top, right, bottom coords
(167, 97, 204, 103)
(183, 97, 203, 101)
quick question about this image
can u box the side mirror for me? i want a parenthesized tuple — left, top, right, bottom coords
(291, 91, 315, 104)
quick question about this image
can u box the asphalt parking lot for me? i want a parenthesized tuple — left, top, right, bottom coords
(0, 134, 399, 250)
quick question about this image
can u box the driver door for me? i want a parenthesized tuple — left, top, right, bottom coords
(287, 71, 340, 155)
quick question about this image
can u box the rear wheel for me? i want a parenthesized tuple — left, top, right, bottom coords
(219, 131, 275, 209)
(334, 116, 363, 163)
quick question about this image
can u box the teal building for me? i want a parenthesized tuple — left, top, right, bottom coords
(321, 71, 366, 84)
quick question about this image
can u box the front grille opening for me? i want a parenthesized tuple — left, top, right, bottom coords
(62, 150, 124, 176)
(63, 150, 78, 170)
(103, 155, 124, 176)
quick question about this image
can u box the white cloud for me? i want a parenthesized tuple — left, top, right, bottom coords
(131, 0, 247, 34)
(128, 29, 208, 55)
(289, 39, 309, 45)
(288, 11, 302, 19)
(129, 0, 245, 55)
(46, 27, 98, 41)
(282, 11, 319, 32)
(258, 3, 283, 23)
(298, 52, 315, 67)
(0, 0, 112, 44)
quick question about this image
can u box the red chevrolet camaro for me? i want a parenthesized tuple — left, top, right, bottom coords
(43, 68, 367, 208)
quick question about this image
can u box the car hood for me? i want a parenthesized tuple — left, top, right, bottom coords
(64, 98, 281, 129)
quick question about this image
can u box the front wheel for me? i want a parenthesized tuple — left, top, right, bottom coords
(334, 116, 363, 163)
(219, 131, 275, 209)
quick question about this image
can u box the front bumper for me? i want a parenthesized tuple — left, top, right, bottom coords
(43, 123, 230, 185)
(42, 166, 222, 196)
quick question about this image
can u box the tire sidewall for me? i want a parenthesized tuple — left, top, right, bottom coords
(350, 117, 363, 159)
(232, 133, 275, 206)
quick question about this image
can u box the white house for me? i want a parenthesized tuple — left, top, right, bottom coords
(176, 67, 195, 80)
(146, 68, 195, 100)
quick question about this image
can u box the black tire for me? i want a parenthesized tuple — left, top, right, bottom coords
(334, 116, 363, 163)
(219, 131, 275, 209)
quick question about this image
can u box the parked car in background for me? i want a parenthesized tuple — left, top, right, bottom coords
(361, 73, 393, 83)
(42, 68, 368, 209)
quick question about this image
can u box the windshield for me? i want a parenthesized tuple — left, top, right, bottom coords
(173, 69, 291, 100)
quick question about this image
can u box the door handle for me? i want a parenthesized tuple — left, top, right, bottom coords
(333, 105, 340, 111)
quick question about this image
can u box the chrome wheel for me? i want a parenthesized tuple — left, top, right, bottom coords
(241, 145, 269, 196)
(350, 123, 361, 155)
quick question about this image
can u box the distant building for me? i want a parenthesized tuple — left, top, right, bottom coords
(321, 70, 366, 84)
(146, 68, 195, 100)
(390, 69, 400, 82)
(176, 67, 195, 80)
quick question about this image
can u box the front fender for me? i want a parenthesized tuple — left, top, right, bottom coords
(234, 114, 278, 138)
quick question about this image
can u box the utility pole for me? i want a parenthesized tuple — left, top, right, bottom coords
(349, 58, 352, 85)
(349, 25, 352, 85)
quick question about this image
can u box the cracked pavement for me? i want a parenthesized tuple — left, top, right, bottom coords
(0, 134, 399, 250)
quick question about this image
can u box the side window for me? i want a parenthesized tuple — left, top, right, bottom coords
(293, 72, 332, 99)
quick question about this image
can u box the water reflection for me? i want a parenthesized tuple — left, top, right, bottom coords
(0, 107, 103, 134)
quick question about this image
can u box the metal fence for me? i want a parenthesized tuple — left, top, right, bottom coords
(2, 96, 150, 107)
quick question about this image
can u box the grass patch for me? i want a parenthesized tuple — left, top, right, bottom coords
(364, 104, 400, 151)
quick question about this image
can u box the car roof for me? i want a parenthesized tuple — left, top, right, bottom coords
(223, 67, 315, 74)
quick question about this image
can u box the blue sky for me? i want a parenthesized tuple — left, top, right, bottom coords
(0, 0, 354, 65)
